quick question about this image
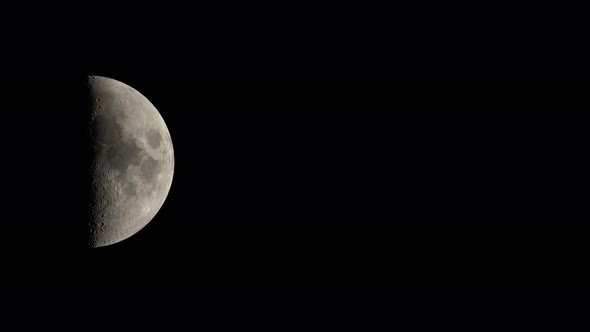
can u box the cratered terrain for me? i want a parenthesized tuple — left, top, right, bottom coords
(86, 76, 174, 247)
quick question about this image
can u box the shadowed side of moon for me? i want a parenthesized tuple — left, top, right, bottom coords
(86, 76, 174, 247)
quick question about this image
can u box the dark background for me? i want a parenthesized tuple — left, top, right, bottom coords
(1, 79, 589, 290)
(1, 7, 590, 328)
(2, 80, 589, 330)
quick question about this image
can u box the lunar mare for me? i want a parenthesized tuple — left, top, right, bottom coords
(87, 76, 174, 247)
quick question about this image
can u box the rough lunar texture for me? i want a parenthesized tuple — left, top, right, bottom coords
(87, 76, 174, 247)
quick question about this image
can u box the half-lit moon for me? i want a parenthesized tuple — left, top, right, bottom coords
(86, 76, 174, 247)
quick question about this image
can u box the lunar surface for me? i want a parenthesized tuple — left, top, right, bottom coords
(86, 76, 174, 247)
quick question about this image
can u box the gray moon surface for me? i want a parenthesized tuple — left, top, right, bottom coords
(87, 76, 174, 247)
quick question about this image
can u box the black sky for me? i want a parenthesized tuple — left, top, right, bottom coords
(2, 8, 590, 330)
(0, 78, 588, 290)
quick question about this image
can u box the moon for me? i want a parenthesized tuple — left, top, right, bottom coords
(86, 76, 174, 247)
